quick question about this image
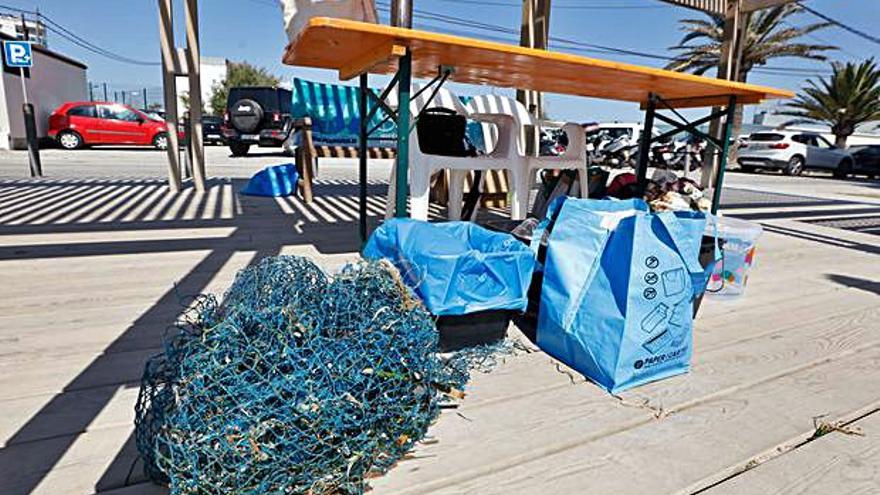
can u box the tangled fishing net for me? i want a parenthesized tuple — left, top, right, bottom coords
(134, 256, 489, 494)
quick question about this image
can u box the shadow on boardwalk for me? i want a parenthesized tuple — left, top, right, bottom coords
(0, 176, 471, 494)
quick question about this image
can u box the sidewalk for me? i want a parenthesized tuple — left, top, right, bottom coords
(1, 168, 878, 494)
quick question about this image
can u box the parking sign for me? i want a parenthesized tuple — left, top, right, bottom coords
(4, 41, 33, 68)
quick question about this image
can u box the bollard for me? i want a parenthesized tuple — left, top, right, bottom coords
(22, 103, 42, 177)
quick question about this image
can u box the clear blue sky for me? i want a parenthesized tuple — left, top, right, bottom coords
(6, 0, 879, 121)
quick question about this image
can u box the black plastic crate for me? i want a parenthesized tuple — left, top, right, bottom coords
(437, 309, 512, 352)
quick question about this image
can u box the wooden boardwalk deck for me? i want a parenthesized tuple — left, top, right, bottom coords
(0, 177, 878, 494)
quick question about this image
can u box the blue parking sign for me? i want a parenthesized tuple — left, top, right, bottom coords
(4, 41, 33, 68)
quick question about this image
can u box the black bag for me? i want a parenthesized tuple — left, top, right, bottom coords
(416, 107, 475, 157)
(416, 107, 482, 220)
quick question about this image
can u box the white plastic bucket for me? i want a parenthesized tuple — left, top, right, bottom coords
(705, 215, 763, 297)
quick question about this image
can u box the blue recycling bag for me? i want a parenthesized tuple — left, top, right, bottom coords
(240, 163, 299, 197)
(363, 219, 536, 316)
(536, 198, 708, 393)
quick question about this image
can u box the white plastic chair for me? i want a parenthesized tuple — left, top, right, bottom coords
(526, 121, 590, 201)
(385, 86, 528, 221)
(467, 95, 589, 219)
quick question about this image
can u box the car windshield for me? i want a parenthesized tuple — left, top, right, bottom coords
(227, 88, 292, 113)
(749, 133, 785, 142)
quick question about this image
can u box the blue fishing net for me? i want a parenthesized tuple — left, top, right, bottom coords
(134, 256, 472, 494)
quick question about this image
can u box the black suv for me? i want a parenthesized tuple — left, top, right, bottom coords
(223, 86, 293, 156)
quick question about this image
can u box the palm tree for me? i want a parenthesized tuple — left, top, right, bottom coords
(666, 4, 835, 81)
(780, 59, 880, 148)
(666, 4, 836, 161)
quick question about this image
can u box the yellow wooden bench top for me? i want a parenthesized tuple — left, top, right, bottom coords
(282, 17, 793, 108)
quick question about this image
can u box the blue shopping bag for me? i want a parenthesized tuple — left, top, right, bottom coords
(536, 198, 708, 393)
(363, 219, 536, 316)
(240, 163, 299, 197)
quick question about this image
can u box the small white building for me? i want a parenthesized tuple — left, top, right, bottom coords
(176, 56, 227, 114)
(0, 33, 87, 149)
(0, 15, 47, 47)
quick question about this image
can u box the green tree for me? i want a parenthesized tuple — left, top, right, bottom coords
(209, 61, 281, 114)
(666, 4, 835, 157)
(179, 90, 206, 115)
(780, 58, 880, 148)
(666, 5, 834, 78)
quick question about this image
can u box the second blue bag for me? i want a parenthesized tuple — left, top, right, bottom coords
(363, 219, 535, 316)
(536, 198, 708, 393)
(240, 163, 299, 197)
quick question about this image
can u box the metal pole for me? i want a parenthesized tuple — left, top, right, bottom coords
(394, 51, 412, 217)
(157, 0, 182, 191)
(20, 66, 41, 177)
(88, 83, 94, 101)
(636, 93, 657, 195)
(517, 0, 550, 154)
(390, 0, 413, 27)
(711, 95, 737, 215)
(102, 82, 108, 101)
(359, 73, 369, 242)
(391, 0, 412, 217)
(143, 87, 148, 109)
(702, 0, 740, 188)
(184, 0, 206, 192)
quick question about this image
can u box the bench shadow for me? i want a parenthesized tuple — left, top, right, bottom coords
(0, 176, 405, 494)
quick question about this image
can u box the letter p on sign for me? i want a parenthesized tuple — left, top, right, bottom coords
(4, 41, 33, 68)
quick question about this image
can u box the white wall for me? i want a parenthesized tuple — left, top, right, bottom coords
(176, 57, 227, 114)
(0, 48, 87, 149)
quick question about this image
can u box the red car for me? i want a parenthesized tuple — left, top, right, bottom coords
(48, 101, 178, 150)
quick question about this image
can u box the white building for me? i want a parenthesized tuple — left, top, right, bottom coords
(0, 15, 48, 47)
(176, 56, 228, 114)
(0, 33, 87, 150)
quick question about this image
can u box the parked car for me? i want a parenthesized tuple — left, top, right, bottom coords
(737, 131, 854, 178)
(48, 102, 180, 150)
(223, 86, 293, 156)
(849, 144, 880, 178)
(202, 115, 225, 145)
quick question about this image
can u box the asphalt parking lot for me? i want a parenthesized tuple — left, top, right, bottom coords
(0, 145, 878, 204)
(0, 146, 880, 203)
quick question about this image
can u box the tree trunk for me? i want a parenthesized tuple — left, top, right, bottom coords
(726, 70, 749, 165)
(835, 134, 848, 149)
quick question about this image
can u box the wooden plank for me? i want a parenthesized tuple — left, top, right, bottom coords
(283, 18, 791, 106)
(373, 346, 880, 494)
(93, 482, 167, 495)
(369, 272, 880, 492)
(1, 386, 138, 448)
(705, 411, 880, 494)
(338, 42, 406, 80)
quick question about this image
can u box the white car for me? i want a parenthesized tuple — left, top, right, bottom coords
(738, 131, 854, 177)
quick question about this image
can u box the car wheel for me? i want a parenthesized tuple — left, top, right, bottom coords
(153, 133, 168, 150)
(57, 130, 83, 150)
(784, 155, 804, 176)
(833, 159, 853, 179)
(229, 141, 250, 157)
